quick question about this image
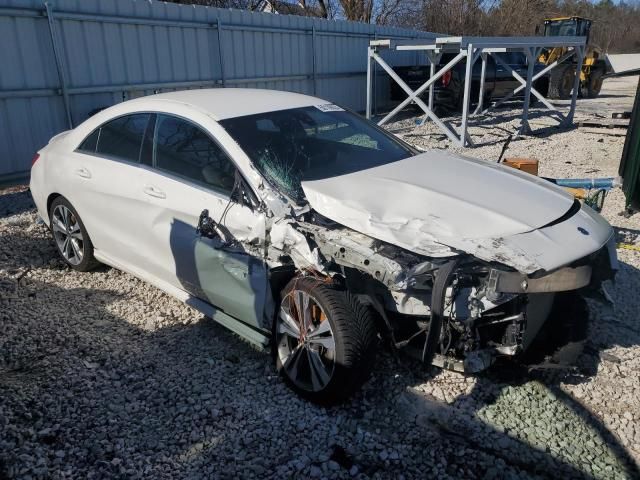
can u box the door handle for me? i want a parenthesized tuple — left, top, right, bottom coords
(143, 185, 166, 199)
(75, 167, 91, 179)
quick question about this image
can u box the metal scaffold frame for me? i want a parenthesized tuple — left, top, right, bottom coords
(366, 36, 587, 147)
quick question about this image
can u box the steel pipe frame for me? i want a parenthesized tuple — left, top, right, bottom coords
(437, 35, 586, 49)
(44, 2, 73, 129)
(488, 53, 558, 114)
(566, 46, 586, 125)
(426, 51, 442, 113)
(473, 46, 547, 135)
(376, 50, 465, 127)
(473, 52, 488, 115)
(312, 26, 318, 95)
(519, 47, 538, 135)
(474, 45, 582, 136)
(480, 47, 586, 133)
(366, 40, 481, 147)
(366, 47, 374, 119)
(459, 45, 479, 146)
(486, 48, 577, 112)
(367, 46, 467, 145)
(410, 50, 443, 122)
(368, 37, 586, 147)
(415, 47, 482, 146)
(470, 44, 585, 137)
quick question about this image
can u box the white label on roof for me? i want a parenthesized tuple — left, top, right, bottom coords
(315, 103, 344, 112)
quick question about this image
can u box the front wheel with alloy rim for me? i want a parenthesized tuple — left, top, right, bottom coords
(49, 197, 99, 271)
(274, 277, 377, 404)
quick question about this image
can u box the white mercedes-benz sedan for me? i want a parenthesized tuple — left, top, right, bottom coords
(30, 88, 617, 403)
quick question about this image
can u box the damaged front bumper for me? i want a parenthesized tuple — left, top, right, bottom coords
(486, 233, 618, 296)
(487, 265, 592, 294)
(426, 236, 617, 373)
(265, 204, 617, 376)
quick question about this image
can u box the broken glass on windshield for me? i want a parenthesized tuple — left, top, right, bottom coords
(220, 106, 414, 202)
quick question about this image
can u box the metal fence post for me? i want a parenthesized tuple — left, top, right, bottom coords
(566, 46, 585, 125)
(216, 18, 226, 87)
(366, 46, 374, 119)
(520, 47, 537, 135)
(422, 51, 442, 124)
(373, 30, 377, 116)
(473, 52, 487, 115)
(44, 2, 73, 128)
(428, 52, 436, 113)
(311, 25, 317, 95)
(459, 43, 474, 147)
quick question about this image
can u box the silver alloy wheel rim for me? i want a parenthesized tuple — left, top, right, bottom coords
(51, 205, 84, 266)
(276, 289, 336, 392)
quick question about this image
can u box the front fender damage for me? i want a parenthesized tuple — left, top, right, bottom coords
(261, 209, 616, 374)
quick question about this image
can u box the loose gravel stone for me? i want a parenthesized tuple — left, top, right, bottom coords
(1, 77, 639, 479)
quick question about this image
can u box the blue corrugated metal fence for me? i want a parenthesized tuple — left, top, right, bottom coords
(0, 0, 435, 179)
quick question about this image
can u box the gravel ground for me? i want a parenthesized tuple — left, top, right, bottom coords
(2, 77, 640, 479)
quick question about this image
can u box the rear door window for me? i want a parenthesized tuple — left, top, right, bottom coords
(78, 129, 99, 153)
(95, 114, 151, 163)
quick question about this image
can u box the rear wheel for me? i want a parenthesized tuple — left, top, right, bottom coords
(581, 67, 604, 98)
(49, 197, 99, 271)
(548, 64, 576, 99)
(274, 276, 377, 404)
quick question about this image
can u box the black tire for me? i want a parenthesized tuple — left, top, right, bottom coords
(453, 81, 479, 113)
(473, 90, 492, 113)
(548, 64, 576, 99)
(582, 67, 604, 99)
(273, 276, 377, 404)
(49, 196, 100, 272)
(534, 76, 550, 99)
(484, 90, 493, 108)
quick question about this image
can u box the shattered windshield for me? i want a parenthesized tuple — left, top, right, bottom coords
(220, 106, 414, 202)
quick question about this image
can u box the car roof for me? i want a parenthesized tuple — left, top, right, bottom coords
(127, 88, 326, 120)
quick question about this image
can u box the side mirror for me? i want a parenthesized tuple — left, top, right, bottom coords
(231, 170, 259, 211)
(196, 209, 220, 240)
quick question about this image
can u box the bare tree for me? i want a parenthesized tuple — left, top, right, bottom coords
(166, 0, 640, 52)
(333, 0, 416, 24)
(397, 0, 491, 35)
(297, 0, 333, 18)
(168, 0, 255, 8)
(395, 0, 640, 52)
(374, 0, 413, 25)
(336, 0, 371, 22)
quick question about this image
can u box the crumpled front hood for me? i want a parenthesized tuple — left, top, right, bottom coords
(301, 150, 578, 271)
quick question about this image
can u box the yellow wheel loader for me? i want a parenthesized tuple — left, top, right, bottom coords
(538, 16, 607, 99)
